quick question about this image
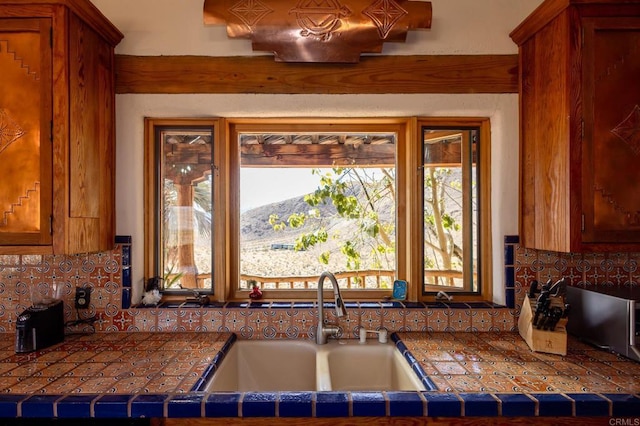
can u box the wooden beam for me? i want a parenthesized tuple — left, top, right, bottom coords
(115, 54, 518, 94)
(241, 143, 395, 167)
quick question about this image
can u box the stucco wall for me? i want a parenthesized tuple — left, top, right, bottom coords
(89, 0, 545, 304)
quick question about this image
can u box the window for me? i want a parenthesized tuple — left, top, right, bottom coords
(144, 119, 222, 296)
(145, 117, 491, 302)
(421, 126, 480, 295)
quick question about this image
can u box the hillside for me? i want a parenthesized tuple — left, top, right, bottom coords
(239, 184, 395, 278)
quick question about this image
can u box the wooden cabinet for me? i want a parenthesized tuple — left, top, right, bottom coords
(511, 0, 640, 252)
(0, 0, 122, 254)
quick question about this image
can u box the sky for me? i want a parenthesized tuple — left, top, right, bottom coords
(240, 168, 324, 211)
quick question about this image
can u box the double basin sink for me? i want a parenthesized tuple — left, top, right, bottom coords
(205, 338, 434, 392)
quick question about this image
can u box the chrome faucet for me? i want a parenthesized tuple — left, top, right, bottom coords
(316, 271, 347, 344)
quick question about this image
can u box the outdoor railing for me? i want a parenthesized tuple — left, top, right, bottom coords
(171, 269, 468, 290)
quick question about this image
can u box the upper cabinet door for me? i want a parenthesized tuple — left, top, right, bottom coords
(0, 18, 52, 247)
(581, 17, 640, 244)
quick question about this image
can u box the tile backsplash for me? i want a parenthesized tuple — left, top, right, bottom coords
(8, 235, 635, 336)
(507, 236, 639, 317)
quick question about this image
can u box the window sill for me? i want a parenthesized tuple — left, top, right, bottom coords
(133, 300, 505, 310)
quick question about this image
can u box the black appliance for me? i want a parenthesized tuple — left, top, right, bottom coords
(566, 286, 640, 362)
(15, 299, 65, 353)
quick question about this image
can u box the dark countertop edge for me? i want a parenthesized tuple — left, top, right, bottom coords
(0, 333, 638, 419)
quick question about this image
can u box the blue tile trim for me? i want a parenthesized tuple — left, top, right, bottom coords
(423, 393, 462, 417)
(20, 395, 60, 418)
(466, 302, 493, 309)
(56, 395, 98, 418)
(292, 302, 315, 308)
(531, 393, 573, 417)
(226, 302, 249, 308)
(459, 393, 499, 417)
(566, 393, 610, 416)
(504, 243, 514, 266)
(447, 302, 471, 309)
(390, 332, 437, 391)
(115, 235, 132, 245)
(121, 245, 131, 267)
(94, 395, 131, 418)
(495, 393, 535, 417)
(271, 302, 293, 309)
(205, 393, 241, 417)
(504, 235, 520, 244)
(604, 393, 640, 417)
(279, 392, 313, 417)
(359, 302, 381, 308)
(504, 266, 515, 286)
(387, 391, 424, 416)
(505, 287, 515, 309)
(167, 394, 203, 418)
(131, 394, 168, 418)
(352, 392, 386, 417)
(122, 288, 131, 309)
(0, 395, 26, 417)
(242, 392, 277, 417)
(402, 302, 426, 309)
(316, 392, 349, 417)
(248, 302, 271, 309)
(122, 266, 131, 288)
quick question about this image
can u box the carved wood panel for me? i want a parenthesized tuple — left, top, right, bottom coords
(583, 18, 640, 243)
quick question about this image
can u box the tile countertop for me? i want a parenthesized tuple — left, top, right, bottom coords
(0, 331, 639, 420)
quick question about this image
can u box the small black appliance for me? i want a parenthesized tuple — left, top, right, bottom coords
(15, 299, 65, 353)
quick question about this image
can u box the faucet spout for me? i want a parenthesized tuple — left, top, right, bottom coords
(316, 271, 347, 344)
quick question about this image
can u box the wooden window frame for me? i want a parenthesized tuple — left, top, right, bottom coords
(144, 117, 492, 303)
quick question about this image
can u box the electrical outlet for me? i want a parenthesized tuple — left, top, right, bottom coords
(75, 287, 91, 309)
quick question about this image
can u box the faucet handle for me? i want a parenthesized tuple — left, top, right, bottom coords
(334, 295, 347, 317)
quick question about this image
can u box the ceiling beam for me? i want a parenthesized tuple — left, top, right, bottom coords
(115, 54, 518, 94)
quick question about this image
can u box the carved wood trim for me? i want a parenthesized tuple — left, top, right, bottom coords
(114, 54, 518, 94)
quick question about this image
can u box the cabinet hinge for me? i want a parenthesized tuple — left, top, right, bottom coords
(581, 214, 585, 232)
(49, 215, 53, 235)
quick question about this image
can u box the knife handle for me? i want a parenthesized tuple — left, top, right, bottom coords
(528, 280, 539, 298)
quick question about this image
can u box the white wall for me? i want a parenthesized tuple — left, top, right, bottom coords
(90, 0, 544, 304)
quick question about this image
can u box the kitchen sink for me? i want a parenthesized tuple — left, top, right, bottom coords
(205, 339, 317, 391)
(204, 338, 432, 392)
(323, 339, 425, 391)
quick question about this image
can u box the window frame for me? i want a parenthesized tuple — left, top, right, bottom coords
(143, 118, 226, 299)
(409, 118, 492, 302)
(144, 116, 492, 303)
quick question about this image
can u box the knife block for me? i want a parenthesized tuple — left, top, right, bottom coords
(518, 296, 567, 356)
